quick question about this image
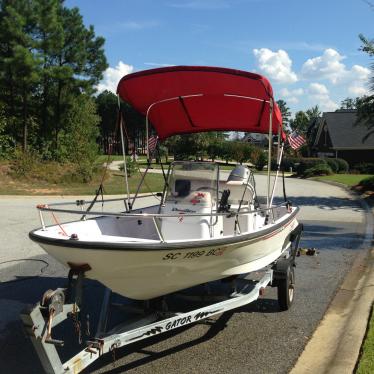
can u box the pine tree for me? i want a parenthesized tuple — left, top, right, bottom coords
(0, 0, 40, 150)
(0, 0, 108, 158)
(276, 99, 291, 129)
(357, 34, 374, 141)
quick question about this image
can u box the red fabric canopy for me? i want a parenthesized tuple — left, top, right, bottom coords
(117, 66, 284, 140)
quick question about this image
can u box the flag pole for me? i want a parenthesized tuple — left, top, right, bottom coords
(269, 141, 284, 208)
(269, 122, 283, 207)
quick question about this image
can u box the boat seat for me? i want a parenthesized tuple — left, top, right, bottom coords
(160, 191, 214, 240)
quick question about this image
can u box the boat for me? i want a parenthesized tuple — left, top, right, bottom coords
(29, 66, 301, 301)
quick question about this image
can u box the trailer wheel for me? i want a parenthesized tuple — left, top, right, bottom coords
(277, 265, 295, 311)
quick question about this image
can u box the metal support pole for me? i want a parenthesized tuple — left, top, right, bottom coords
(39, 210, 46, 230)
(158, 163, 172, 213)
(266, 99, 273, 209)
(132, 165, 150, 208)
(119, 114, 131, 210)
(146, 115, 150, 163)
(269, 143, 284, 209)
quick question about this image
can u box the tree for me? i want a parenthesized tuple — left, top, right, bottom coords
(33, 0, 64, 141)
(0, 104, 13, 158)
(250, 147, 267, 171)
(230, 141, 253, 164)
(289, 111, 309, 135)
(356, 34, 374, 140)
(339, 97, 359, 110)
(219, 141, 233, 164)
(306, 105, 321, 121)
(172, 133, 209, 160)
(57, 95, 100, 181)
(0, 0, 108, 157)
(0, 0, 40, 151)
(48, 5, 107, 151)
(356, 96, 374, 141)
(276, 99, 291, 129)
(359, 33, 374, 91)
(96, 90, 118, 154)
(207, 141, 222, 162)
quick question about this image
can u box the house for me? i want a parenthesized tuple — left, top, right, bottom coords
(242, 133, 269, 147)
(309, 110, 374, 165)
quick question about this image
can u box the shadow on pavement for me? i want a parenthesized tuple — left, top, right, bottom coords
(273, 195, 362, 212)
(0, 267, 283, 374)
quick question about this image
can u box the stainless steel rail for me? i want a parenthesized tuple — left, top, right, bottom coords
(36, 201, 289, 219)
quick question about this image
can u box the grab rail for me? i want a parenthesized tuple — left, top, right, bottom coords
(35, 196, 293, 242)
(36, 200, 291, 220)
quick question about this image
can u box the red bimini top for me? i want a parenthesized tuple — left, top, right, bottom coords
(117, 66, 284, 140)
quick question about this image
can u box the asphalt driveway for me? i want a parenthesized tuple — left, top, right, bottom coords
(0, 175, 371, 374)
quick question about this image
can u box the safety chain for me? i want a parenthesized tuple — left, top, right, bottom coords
(71, 304, 82, 345)
(85, 313, 91, 337)
(110, 340, 121, 367)
(110, 344, 117, 366)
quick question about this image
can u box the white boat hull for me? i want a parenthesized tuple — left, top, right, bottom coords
(31, 213, 299, 300)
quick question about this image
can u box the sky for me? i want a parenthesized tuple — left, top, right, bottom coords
(66, 0, 374, 115)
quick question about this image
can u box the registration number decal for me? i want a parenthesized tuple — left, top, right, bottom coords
(162, 247, 226, 260)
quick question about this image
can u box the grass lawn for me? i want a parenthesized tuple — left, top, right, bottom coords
(356, 308, 374, 374)
(0, 169, 165, 196)
(0, 156, 285, 196)
(313, 174, 373, 187)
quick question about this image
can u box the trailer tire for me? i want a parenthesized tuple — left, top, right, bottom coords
(277, 265, 295, 311)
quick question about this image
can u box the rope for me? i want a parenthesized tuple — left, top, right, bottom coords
(48, 206, 69, 237)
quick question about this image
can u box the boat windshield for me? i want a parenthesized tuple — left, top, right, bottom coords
(165, 161, 219, 206)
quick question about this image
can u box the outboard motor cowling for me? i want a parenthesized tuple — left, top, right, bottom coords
(227, 165, 250, 185)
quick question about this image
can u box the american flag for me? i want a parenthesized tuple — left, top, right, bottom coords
(288, 132, 306, 150)
(148, 135, 158, 153)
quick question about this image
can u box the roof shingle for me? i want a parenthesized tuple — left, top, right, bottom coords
(323, 111, 374, 149)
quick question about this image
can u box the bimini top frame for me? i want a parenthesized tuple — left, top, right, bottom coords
(117, 65, 284, 140)
(116, 66, 286, 209)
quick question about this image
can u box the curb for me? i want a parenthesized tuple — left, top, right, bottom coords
(290, 183, 374, 374)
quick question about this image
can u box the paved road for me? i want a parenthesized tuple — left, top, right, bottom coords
(0, 175, 370, 374)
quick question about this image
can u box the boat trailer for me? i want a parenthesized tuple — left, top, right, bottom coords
(21, 225, 303, 374)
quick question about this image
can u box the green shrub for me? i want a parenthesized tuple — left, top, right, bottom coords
(324, 158, 339, 173)
(8, 150, 101, 184)
(271, 157, 298, 171)
(0, 108, 14, 159)
(359, 176, 374, 190)
(282, 157, 300, 172)
(230, 142, 253, 164)
(354, 162, 374, 174)
(254, 151, 267, 171)
(296, 158, 326, 175)
(119, 156, 137, 176)
(335, 158, 349, 173)
(9, 147, 40, 177)
(156, 145, 169, 163)
(58, 95, 100, 182)
(304, 164, 333, 178)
